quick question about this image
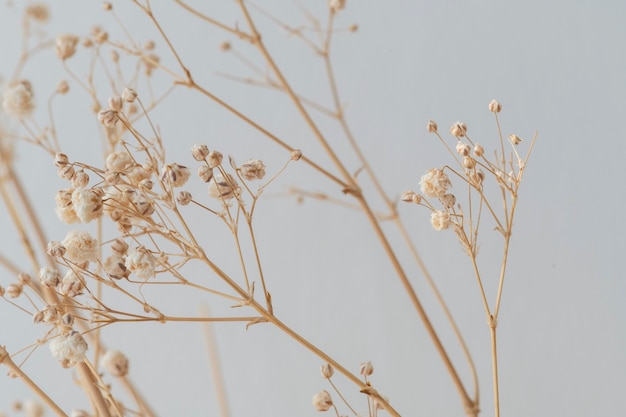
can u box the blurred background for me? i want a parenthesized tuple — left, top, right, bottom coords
(0, 1, 624, 416)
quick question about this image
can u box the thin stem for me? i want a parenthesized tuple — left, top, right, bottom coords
(490, 324, 500, 417)
(0, 346, 68, 417)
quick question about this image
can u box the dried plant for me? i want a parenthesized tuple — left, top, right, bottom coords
(0, 2, 537, 417)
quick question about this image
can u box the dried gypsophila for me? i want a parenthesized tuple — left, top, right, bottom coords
(360, 361, 374, 377)
(160, 163, 191, 187)
(101, 350, 129, 377)
(125, 246, 155, 279)
(239, 159, 266, 181)
(61, 230, 99, 264)
(49, 330, 88, 368)
(191, 144, 209, 161)
(489, 99, 502, 113)
(419, 168, 451, 198)
(208, 173, 241, 200)
(71, 188, 103, 223)
(450, 121, 467, 138)
(431, 210, 451, 231)
(2, 81, 35, 118)
(328, 0, 346, 13)
(312, 390, 333, 412)
(103, 254, 128, 280)
(39, 266, 61, 288)
(320, 363, 334, 379)
(59, 270, 84, 298)
(55, 33, 79, 60)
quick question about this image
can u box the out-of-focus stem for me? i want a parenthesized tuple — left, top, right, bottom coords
(0, 346, 68, 417)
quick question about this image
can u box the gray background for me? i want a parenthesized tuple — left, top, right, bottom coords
(0, 1, 624, 416)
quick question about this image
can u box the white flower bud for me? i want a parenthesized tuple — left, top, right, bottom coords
(47, 241, 66, 258)
(473, 144, 484, 157)
(312, 390, 333, 412)
(419, 168, 451, 198)
(49, 331, 88, 368)
(431, 210, 451, 230)
(208, 174, 241, 201)
(60, 270, 84, 297)
(39, 267, 61, 288)
(198, 165, 213, 182)
(104, 254, 128, 280)
(125, 247, 155, 279)
(72, 171, 90, 188)
(61, 230, 99, 264)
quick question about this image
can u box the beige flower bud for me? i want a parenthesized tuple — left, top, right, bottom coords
(312, 390, 333, 412)
(72, 171, 90, 188)
(177, 191, 192, 206)
(197, 165, 213, 182)
(431, 210, 451, 230)
(122, 87, 137, 103)
(456, 142, 470, 156)
(56, 80, 70, 94)
(6, 283, 23, 298)
(401, 190, 417, 202)
(54, 152, 70, 167)
(102, 350, 129, 377)
(427, 120, 438, 133)
(488, 99, 502, 113)
(55, 33, 79, 60)
(111, 239, 129, 256)
(207, 151, 223, 169)
(450, 121, 467, 138)
(191, 144, 209, 161)
(160, 163, 191, 188)
(473, 144, 484, 157)
(320, 363, 334, 379)
(39, 267, 61, 288)
(47, 241, 66, 258)
(58, 165, 75, 181)
(359, 361, 374, 377)
(290, 149, 303, 161)
(98, 109, 117, 127)
(440, 193, 456, 209)
(239, 159, 266, 181)
(108, 96, 123, 112)
(462, 156, 476, 169)
(508, 134, 522, 145)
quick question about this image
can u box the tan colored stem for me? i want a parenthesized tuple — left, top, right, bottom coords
(77, 361, 112, 417)
(490, 323, 500, 417)
(0, 346, 68, 417)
